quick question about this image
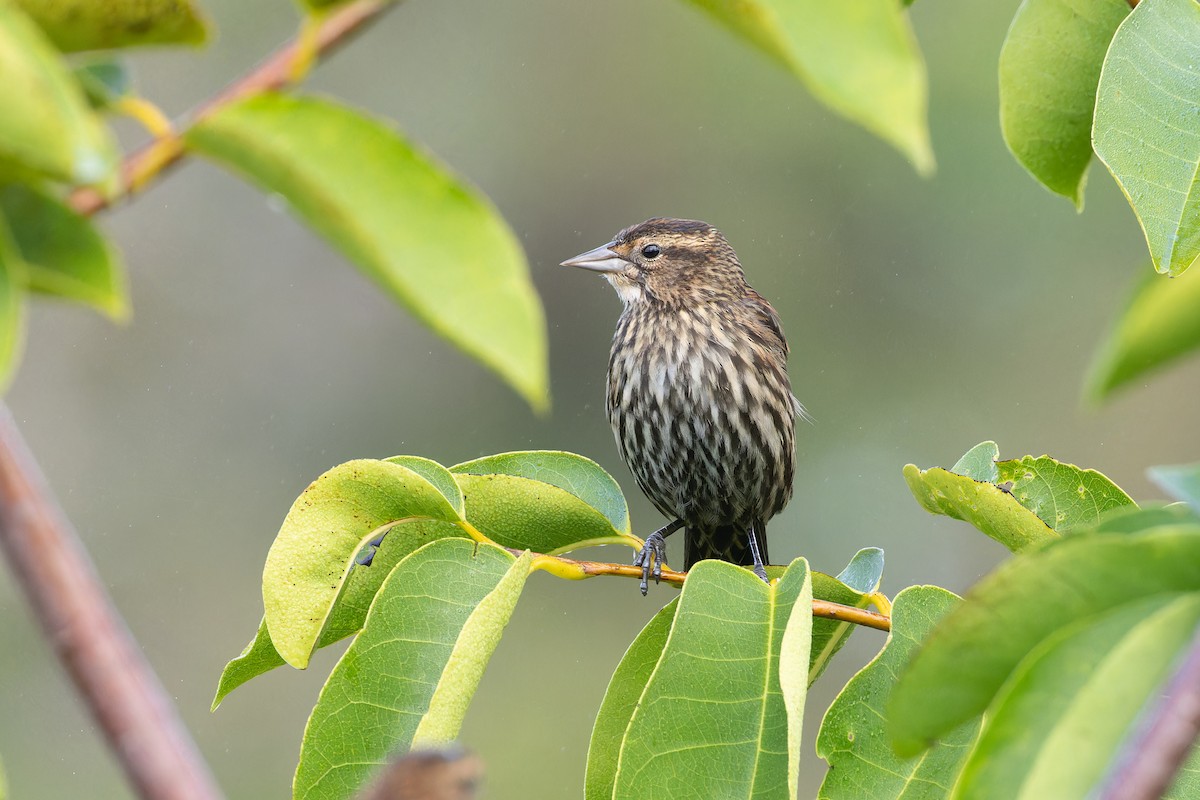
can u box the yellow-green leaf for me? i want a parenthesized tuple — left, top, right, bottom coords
(15, 0, 208, 52)
(684, 0, 933, 173)
(1087, 267, 1200, 400)
(0, 215, 26, 394)
(186, 93, 548, 410)
(0, 2, 117, 185)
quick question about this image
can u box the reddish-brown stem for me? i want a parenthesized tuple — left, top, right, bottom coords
(68, 0, 392, 217)
(1095, 626, 1200, 800)
(0, 405, 224, 800)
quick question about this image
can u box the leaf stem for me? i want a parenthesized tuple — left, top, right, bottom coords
(525, 549, 891, 631)
(68, 0, 395, 217)
(0, 405, 224, 800)
(1093, 625, 1200, 800)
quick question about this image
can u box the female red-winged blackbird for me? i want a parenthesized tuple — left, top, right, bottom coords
(562, 218, 805, 593)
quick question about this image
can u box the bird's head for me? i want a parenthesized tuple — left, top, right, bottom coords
(560, 218, 747, 307)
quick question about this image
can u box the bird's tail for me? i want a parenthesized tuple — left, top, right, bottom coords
(684, 524, 769, 571)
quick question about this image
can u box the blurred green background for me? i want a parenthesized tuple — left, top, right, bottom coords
(3, 0, 1196, 797)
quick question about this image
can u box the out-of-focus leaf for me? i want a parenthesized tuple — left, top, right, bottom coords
(586, 599, 677, 800)
(817, 586, 979, 800)
(451, 451, 630, 535)
(75, 59, 133, 109)
(212, 519, 462, 708)
(1166, 747, 1200, 800)
(1151, 462, 1200, 511)
(1088, 268, 1200, 399)
(888, 526, 1200, 756)
(955, 593, 1200, 799)
(683, 0, 932, 174)
(904, 441, 1134, 551)
(611, 559, 812, 799)
(294, 540, 530, 800)
(0, 217, 25, 394)
(16, 0, 208, 51)
(453, 473, 632, 555)
(186, 93, 548, 410)
(999, 0, 1129, 207)
(262, 459, 463, 669)
(1092, 503, 1200, 535)
(1093, 0, 1200, 276)
(0, 3, 116, 185)
(0, 183, 127, 319)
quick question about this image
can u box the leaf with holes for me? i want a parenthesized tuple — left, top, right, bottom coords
(262, 459, 464, 669)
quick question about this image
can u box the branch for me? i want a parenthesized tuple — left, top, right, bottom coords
(525, 550, 892, 632)
(68, 0, 394, 217)
(1095, 626, 1200, 800)
(0, 405, 224, 800)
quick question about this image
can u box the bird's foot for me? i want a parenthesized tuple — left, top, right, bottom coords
(633, 532, 669, 596)
(752, 562, 769, 584)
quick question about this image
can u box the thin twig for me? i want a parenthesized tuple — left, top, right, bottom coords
(1094, 625, 1200, 800)
(0, 405, 224, 800)
(69, 0, 393, 217)
(524, 550, 892, 631)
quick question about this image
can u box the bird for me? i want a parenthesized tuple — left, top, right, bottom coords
(561, 217, 804, 594)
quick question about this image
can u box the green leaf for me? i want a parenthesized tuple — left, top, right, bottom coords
(214, 518, 463, 708)
(994, 454, 1135, 531)
(75, 59, 133, 109)
(453, 473, 633, 555)
(1087, 267, 1200, 399)
(808, 554, 881, 687)
(999, 0, 1129, 207)
(0, 3, 116, 185)
(951, 440, 1000, 481)
(451, 451, 630, 535)
(0, 216, 26, 394)
(262, 459, 463, 669)
(954, 592, 1200, 799)
(15, 0, 208, 51)
(384, 455, 464, 517)
(1092, 503, 1200, 535)
(1166, 747, 1200, 800)
(904, 442, 1134, 551)
(185, 93, 548, 410)
(610, 558, 812, 799)
(586, 599, 678, 800)
(833, 547, 884, 595)
(1093, 0, 1200, 276)
(294, 540, 530, 800)
(683, 0, 932, 174)
(817, 586, 980, 800)
(0, 182, 127, 319)
(888, 526, 1200, 756)
(1150, 462, 1200, 510)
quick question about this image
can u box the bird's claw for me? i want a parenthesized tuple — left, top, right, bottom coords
(752, 563, 769, 584)
(634, 532, 668, 596)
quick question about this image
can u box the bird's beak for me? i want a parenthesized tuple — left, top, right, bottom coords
(560, 242, 629, 274)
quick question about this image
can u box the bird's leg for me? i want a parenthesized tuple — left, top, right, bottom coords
(634, 519, 684, 595)
(747, 523, 769, 584)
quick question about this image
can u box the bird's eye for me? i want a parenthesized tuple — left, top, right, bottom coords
(641, 244, 661, 260)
